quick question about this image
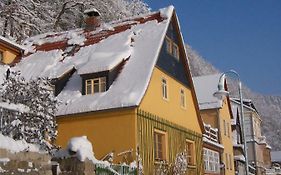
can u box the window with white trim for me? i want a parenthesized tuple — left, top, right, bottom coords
(223, 120, 227, 136)
(227, 122, 230, 138)
(229, 154, 233, 170)
(161, 78, 168, 100)
(180, 88, 186, 108)
(225, 153, 229, 169)
(85, 77, 106, 95)
(154, 129, 167, 161)
(165, 36, 179, 60)
(203, 148, 220, 173)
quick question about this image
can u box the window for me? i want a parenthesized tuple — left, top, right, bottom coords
(225, 153, 229, 169)
(229, 154, 232, 170)
(227, 122, 230, 138)
(165, 36, 179, 59)
(223, 120, 226, 136)
(154, 129, 167, 161)
(0, 51, 3, 61)
(161, 78, 168, 100)
(85, 77, 106, 95)
(165, 36, 173, 53)
(186, 140, 195, 166)
(203, 148, 220, 173)
(180, 88, 186, 108)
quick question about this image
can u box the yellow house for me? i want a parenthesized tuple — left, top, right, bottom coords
(18, 6, 204, 174)
(193, 74, 235, 175)
(0, 36, 24, 64)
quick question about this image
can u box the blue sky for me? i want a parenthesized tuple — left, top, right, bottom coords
(145, 0, 281, 96)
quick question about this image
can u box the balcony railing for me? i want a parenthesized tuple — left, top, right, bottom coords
(95, 163, 137, 175)
(203, 124, 219, 143)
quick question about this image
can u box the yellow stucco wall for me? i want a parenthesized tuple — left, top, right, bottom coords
(0, 44, 18, 64)
(201, 109, 218, 128)
(56, 109, 137, 163)
(140, 66, 202, 134)
(219, 99, 235, 175)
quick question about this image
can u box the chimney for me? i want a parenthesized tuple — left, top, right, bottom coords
(84, 8, 101, 31)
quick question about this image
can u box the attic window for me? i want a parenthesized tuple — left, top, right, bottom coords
(165, 36, 179, 60)
(85, 77, 106, 95)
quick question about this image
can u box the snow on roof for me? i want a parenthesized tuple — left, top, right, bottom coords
(234, 155, 245, 162)
(202, 137, 224, 149)
(272, 151, 281, 162)
(84, 8, 101, 16)
(193, 74, 223, 110)
(14, 6, 174, 116)
(0, 36, 26, 51)
(0, 133, 41, 153)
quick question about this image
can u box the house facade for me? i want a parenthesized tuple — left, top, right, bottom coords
(230, 101, 246, 175)
(231, 99, 272, 175)
(0, 36, 24, 65)
(193, 74, 235, 175)
(18, 6, 204, 174)
(202, 123, 224, 175)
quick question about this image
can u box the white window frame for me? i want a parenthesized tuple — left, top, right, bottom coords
(161, 77, 168, 100)
(203, 148, 220, 173)
(180, 88, 186, 109)
(223, 120, 227, 136)
(225, 153, 229, 169)
(227, 122, 230, 138)
(165, 36, 179, 60)
(229, 154, 232, 170)
(85, 77, 106, 95)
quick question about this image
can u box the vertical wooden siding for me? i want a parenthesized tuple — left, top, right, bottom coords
(137, 109, 203, 175)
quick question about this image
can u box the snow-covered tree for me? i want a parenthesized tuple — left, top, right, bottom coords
(0, 0, 150, 41)
(172, 151, 187, 175)
(0, 0, 54, 41)
(0, 71, 58, 150)
(51, 0, 150, 31)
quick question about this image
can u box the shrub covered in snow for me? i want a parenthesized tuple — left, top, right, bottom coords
(0, 71, 58, 151)
(154, 151, 187, 175)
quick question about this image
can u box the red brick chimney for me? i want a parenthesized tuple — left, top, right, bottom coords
(84, 8, 101, 31)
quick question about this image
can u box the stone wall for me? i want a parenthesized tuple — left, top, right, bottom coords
(0, 148, 52, 175)
(53, 157, 95, 175)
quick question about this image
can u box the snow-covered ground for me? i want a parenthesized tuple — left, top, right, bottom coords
(0, 133, 41, 153)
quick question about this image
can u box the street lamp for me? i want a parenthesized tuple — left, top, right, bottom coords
(213, 70, 249, 175)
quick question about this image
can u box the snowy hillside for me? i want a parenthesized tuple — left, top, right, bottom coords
(186, 44, 281, 151)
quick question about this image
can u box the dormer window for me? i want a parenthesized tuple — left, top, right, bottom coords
(165, 36, 179, 60)
(85, 77, 106, 95)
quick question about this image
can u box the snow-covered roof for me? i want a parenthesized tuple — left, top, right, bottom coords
(14, 6, 175, 116)
(193, 74, 223, 110)
(272, 151, 281, 162)
(234, 155, 245, 162)
(0, 36, 25, 51)
(230, 98, 258, 113)
(202, 137, 224, 149)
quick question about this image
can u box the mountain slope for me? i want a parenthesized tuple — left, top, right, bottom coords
(186, 44, 281, 151)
